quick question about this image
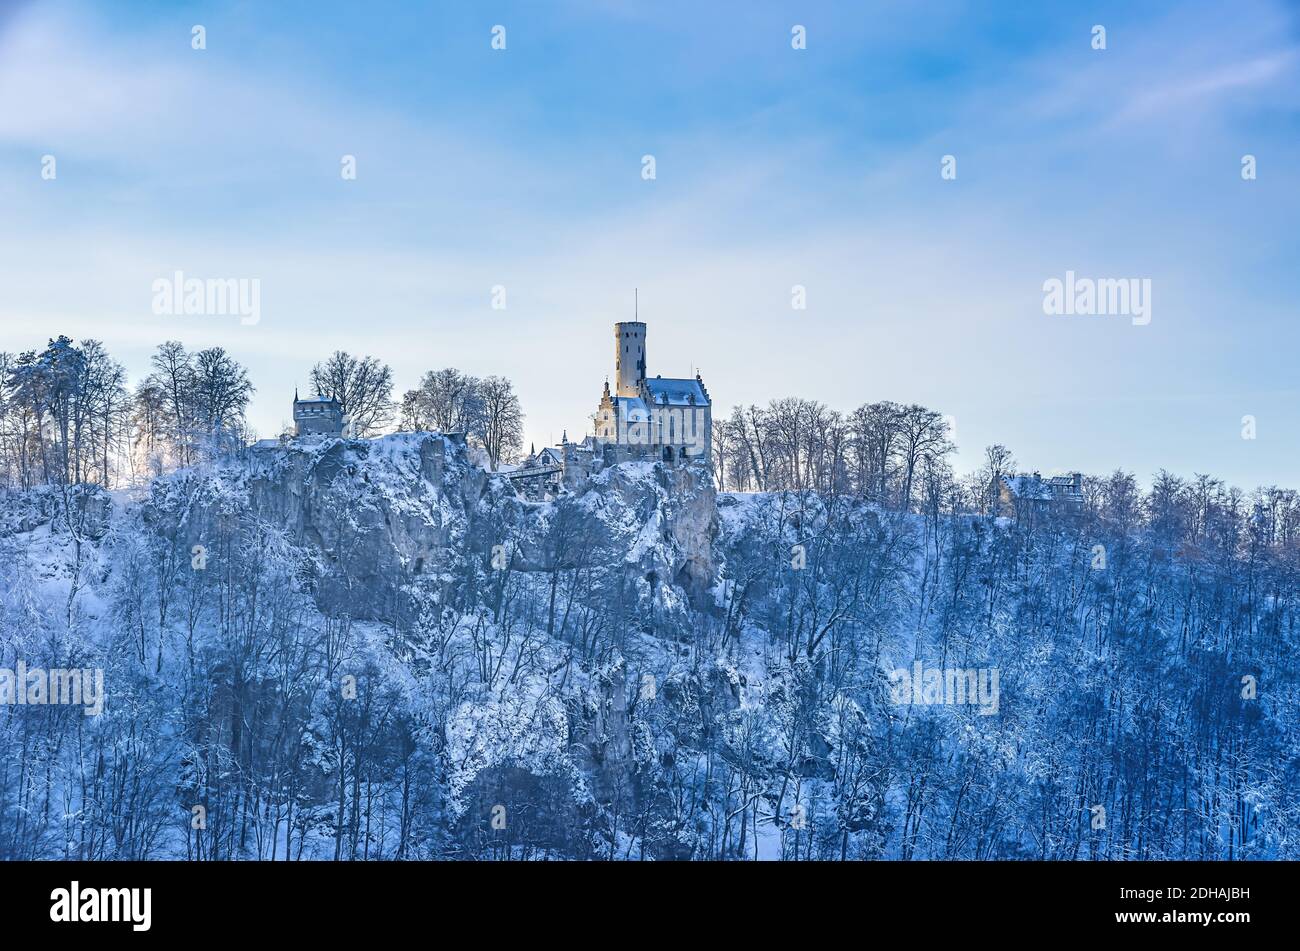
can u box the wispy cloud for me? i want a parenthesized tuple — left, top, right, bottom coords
(1, 0, 1298, 487)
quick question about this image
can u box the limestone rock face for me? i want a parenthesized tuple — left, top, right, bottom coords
(144, 434, 718, 624)
(0, 484, 112, 540)
(237, 433, 508, 619)
(571, 459, 718, 608)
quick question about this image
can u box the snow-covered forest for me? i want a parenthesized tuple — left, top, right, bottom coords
(1, 335, 1295, 860)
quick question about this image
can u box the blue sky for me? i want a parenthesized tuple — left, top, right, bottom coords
(1, 0, 1298, 487)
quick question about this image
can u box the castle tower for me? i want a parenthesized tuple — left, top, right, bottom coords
(614, 321, 646, 397)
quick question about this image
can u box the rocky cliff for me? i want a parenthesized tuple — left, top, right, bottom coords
(140, 432, 717, 624)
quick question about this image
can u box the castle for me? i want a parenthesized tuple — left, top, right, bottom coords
(509, 321, 711, 496)
(594, 321, 711, 463)
(293, 389, 345, 437)
(991, 471, 1084, 520)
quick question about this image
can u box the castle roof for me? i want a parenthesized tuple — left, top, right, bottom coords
(645, 376, 709, 407)
(1000, 472, 1082, 502)
(1000, 474, 1053, 501)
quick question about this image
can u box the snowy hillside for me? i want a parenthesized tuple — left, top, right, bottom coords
(0, 434, 1296, 860)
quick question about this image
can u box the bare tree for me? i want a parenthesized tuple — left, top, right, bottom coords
(149, 340, 197, 468)
(399, 368, 483, 434)
(476, 375, 524, 470)
(192, 347, 253, 453)
(974, 444, 1015, 515)
(310, 351, 394, 437)
(78, 340, 128, 489)
(897, 404, 952, 511)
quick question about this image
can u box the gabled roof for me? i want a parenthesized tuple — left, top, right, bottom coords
(644, 376, 709, 406)
(1000, 473, 1082, 502)
(1000, 474, 1053, 501)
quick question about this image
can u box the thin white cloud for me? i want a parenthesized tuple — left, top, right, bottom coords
(1114, 50, 1298, 123)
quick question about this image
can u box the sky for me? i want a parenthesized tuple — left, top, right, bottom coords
(1, 0, 1298, 487)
